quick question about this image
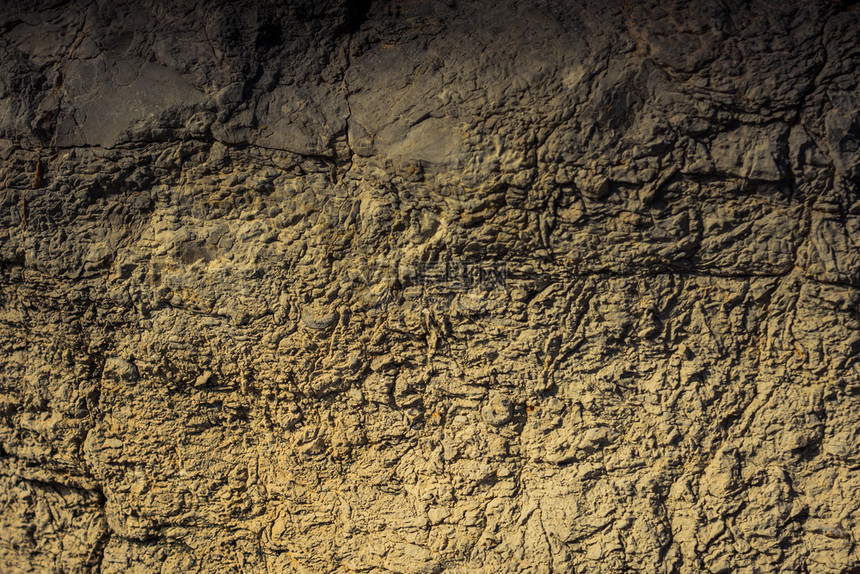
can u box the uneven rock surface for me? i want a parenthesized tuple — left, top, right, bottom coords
(1, 0, 859, 572)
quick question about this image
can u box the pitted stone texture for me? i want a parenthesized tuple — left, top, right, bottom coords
(1, 0, 859, 573)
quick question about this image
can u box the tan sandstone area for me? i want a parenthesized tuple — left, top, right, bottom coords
(1, 0, 859, 572)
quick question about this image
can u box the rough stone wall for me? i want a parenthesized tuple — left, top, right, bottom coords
(1, 0, 859, 572)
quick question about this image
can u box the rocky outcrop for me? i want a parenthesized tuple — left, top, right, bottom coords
(1, 0, 859, 572)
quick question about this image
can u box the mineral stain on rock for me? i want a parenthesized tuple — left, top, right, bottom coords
(1, 0, 859, 572)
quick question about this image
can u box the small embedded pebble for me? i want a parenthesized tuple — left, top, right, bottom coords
(482, 392, 513, 427)
(300, 309, 338, 330)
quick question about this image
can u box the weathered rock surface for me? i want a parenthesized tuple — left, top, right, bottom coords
(1, 0, 859, 572)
